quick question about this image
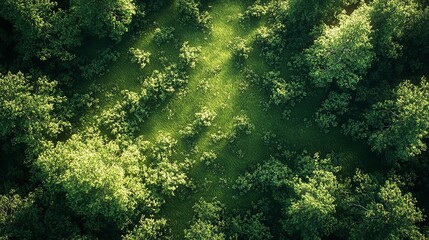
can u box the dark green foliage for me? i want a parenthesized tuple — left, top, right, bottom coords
(262, 71, 306, 106)
(404, 6, 429, 69)
(199, 151, 217, 166)
(0, 0, 81, 61)
(0, 72, 67, 151)
(226, 212, 272, 240)
(254, 25, 285, 67)
(71, 0, 137, 41)
(80, 49, 120, 80)
(234, 158, 292, 193)
(177, 0, 211, 29)
(99, 64, 189, 136)
(347, 171, 425, 240)
(34, 131, 187, 230)
(229, 114, 255, 143)
(365, 78, 429, 160)
(35, 132, 150, 226)
(238, 2, 268, 21)
(234, 153, 426, 239)
(184, 199, 225, 240)
(369, 0, 418, 59)
(286, 0, 348, 27)
(0, 191, 43, 239)
(153, 27, 177, 46)
(285, 169, 340, 240)
(0, 190, 84, 240)
(280, 154, 342, 240)
(315, 92, 351, 131)
(2, 0, 429, 239)
(228, 37, 252, 67)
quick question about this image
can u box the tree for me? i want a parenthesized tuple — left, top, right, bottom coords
(123, 216, 170, 240)
(315, 92, 351, 131)
(0, 191, 43, 239)
(0, 0, 81, 61)
(286, 0, 348, 28)
(305, 5, 375, 90)
(348, 172, 425, 240)
(177, 0, 211, 29)
(365, 78, 429, 160)
(0, 72, 67, 152)
(369, 0, 418, 59)
(226, 212, 272, 240)
(0, 189, 86, 239)
(34, 131, 150, 227)
(262, 71, 306, 106)
(184, 199, 225, 240)
(284, 170, 340, 240)
(70, 0, 136, 41)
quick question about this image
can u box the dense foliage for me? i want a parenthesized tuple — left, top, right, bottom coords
(1, 0, 429, 239)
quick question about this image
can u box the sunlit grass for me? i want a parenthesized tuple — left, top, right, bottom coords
(77, 0, 376, 238)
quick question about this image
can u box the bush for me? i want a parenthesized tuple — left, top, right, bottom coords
(254, 25, 285, 67)
(123, 216, 170, 240)
(80, 49, 120, 80)
(180, 107, 217, 140)
(200, 151, 217, 166)
(228, 37, 252, 67)
(177, 0, 211, 29)
(99, 64, 189, 137)
(315, 92, 351, 132)
(226, 212, 272, 240)
(153, 27, 176, 46)
(151, 134, 178, 161)
(129, 47, 151, 69)
(229, 114, 255, 143)
(184, 199, 225, 240)
(233, 114, 255, 134)
(263, 71, 306, 106)
(179, 41, 202, 69)
(194, 107, 217, 127)
(238, 2, 268, 22)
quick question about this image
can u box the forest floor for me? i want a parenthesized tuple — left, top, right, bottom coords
(79, 0, 376, 237)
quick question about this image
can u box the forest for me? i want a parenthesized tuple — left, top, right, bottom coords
(1, 0, 429, 239)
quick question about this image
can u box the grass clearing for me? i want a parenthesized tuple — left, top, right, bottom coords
(77, 0, 376, 237)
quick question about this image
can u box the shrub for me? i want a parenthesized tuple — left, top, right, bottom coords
(315, 92, 351, 132)
(233, 114, 255, 134)
(184, 199, 225, 240)
(238, 2, 268, 22)
(194, 107, 217, 127)
(177, 0, 211, 29)
(179, 41, 202, 69)
(129, 47, 151, 69)
(123, 216, 170, 240)
(200, 151, 217, 166)
(263, 71, 306, 106)
(99, 64, 189, 137)
(153, 27, 176, 45)
(228, 37, 252, 67)
(254, 25, 285, 67)
(210, 130, 228, 143)
(229, 114, 255, 142)
(180, 107, 217, 140)
(80, 49, 120, 80)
